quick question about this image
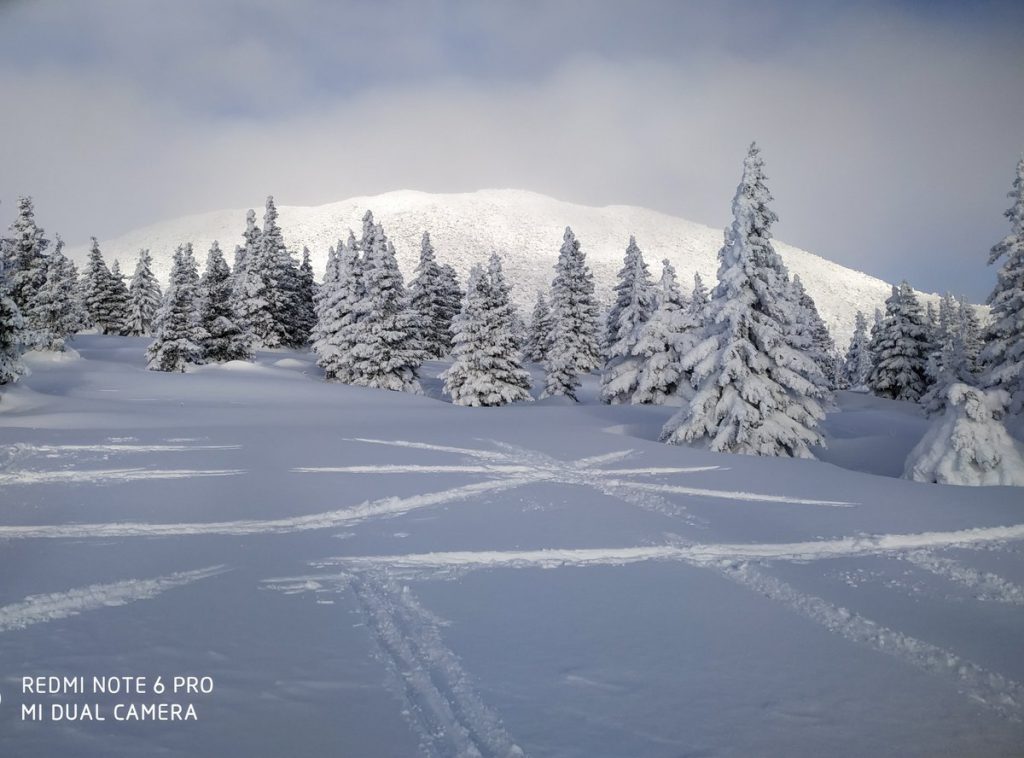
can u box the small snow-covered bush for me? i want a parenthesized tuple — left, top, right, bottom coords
(904, 383, 1024, 487)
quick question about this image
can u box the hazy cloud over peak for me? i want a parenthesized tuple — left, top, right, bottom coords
(1, 0, 1022, 299)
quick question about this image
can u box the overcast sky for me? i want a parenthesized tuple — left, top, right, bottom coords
(1, 0, 1021, 300)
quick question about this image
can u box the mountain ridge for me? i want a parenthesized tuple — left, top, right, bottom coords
(66, 188, 928, 346)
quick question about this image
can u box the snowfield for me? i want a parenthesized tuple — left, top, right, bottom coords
(1, 336, 1023, 757)
(66, 189, 937, 347)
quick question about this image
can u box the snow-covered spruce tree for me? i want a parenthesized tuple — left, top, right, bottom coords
(107, 260, 130, 335)
(980, 156, 1024, 414)
(438, 264, 463, 352)
(526, 290, 554, 362)
(541, 227, 601, 398)
(311, 240, 343, 351)
(234, 197, 302, 348)
(842, 311, 873, 389)
(1, 196, 50, 349)
(633, 259, 693, 405)
(790, 275, 837, 389)
(904, 383, 1024, 486)
(32, 236, 84, 351)
(230, 208, 260, 305)
(958, 295, 982, 373)
(600, 236, 656, 404)
(343, 214, 424, 392)
(294, 246, 317, 345)
(125, 248, 162, 336)
(442, 255, 532, 406)
(408, 231, 453, 358)
(921, 294, 979, 415)
(81, 238, 122, 334)
(660, 143, 826, 457)
(0, 257, 27, 388)
(313, 231, 367, 382)
(198, 242, 251, 362)
(146, 243, 204, 372)
(867, 281, 930, 402)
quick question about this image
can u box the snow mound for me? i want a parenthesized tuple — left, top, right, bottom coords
(904, 384, 1024, 487)
(272, 358, 309, 369)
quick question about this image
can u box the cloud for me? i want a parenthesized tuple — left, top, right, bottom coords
(0, 1, 1021, 300)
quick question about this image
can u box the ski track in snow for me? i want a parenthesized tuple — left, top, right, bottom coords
(0, 468, 244, 486)
(0, 479, 525, 539)
(349, 572, 525, 758)
(0, 566, 228, 633)
(316, 524, 1024, 573)
(905, 550, 1024, 605)
(721, 563, 1024, 722)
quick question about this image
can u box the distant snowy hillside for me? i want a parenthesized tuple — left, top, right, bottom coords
(67, 189, 927, 346)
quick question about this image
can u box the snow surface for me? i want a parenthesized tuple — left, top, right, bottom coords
(65, 190, 936, 346)
(2, 337, 1023, 757)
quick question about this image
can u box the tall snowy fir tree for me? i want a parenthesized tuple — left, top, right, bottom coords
(234, 197, 302, 348)
(340, 213, 423, 392)
(294, 246, 317, 345)
(81, 238, 122, 335)
(107, 260, 130, 336)
(126, 248, 162, 336)
(633, 259, 694, 405)
(0, 257, 26, 388)
(311, 240, 343, 352)
(198, 242, 251, 363)
(868, 281, 930, 401)
(842, 311, 873, 389)
(791, 275, 837, 389)
(442, 255, 532, 406)
(661, 143, 826, 458)
(33, 236, 83, 350)
(980, 156, 1024, 414)
(921, 293, 978, 415)
(2, 196, 51, 349)
(526, 290, 554, 362)
(146, 243, 203, 372)
(600, 236, 656, 404)
(230, 209, 260, 305)
(313, 231, 366, 383)
(542, 227, 600, 399)
(437, 263, 463, 354)
(958, 295, 982, 372)
(408, 231, 453, 358)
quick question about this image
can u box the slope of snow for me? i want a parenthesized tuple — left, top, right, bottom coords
(67, 189, 922, 346)
(1, 336, 1022, 757)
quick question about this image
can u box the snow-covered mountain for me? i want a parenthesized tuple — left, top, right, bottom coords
(68, 189, 919, 346)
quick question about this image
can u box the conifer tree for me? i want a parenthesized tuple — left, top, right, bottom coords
(126, 248, 162, 336)
(437, 263, 463, 355)
(33, 236, 84, 350)
(600, 236, 656, 404)
(921, 294, 978, 416)
(313, 231, 365, 382)
(231, 209, 260, 305)
(408, 231, 453, 358)
(343, 213, 424, 391)
(293, 246, 317, 345)
(542, 227, 600, 399)
(1, 196, 50, 349)
(661, 143, 825, 457)
(791, 275, 837, 389)
(868, 281, 930, 401)
(0, 257, 26, 387)
(146, 243, 203, 372)
(842, 311, 873, 389)
(442, 255, 532, 406)
(633, 259, 694, 405)
(526, 290, 554, 362)
(690, 272, 709, 315)
(198, 242, 251, 362)
(980, 156, 1024, 414)
(81, 238, 122, 334)
(958, 295, 982, 372)
(107, 260, 130, 335)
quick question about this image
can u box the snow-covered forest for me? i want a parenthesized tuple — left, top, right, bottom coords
(3, 147, 1024, 758)
(4, 147, 1022, 481)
